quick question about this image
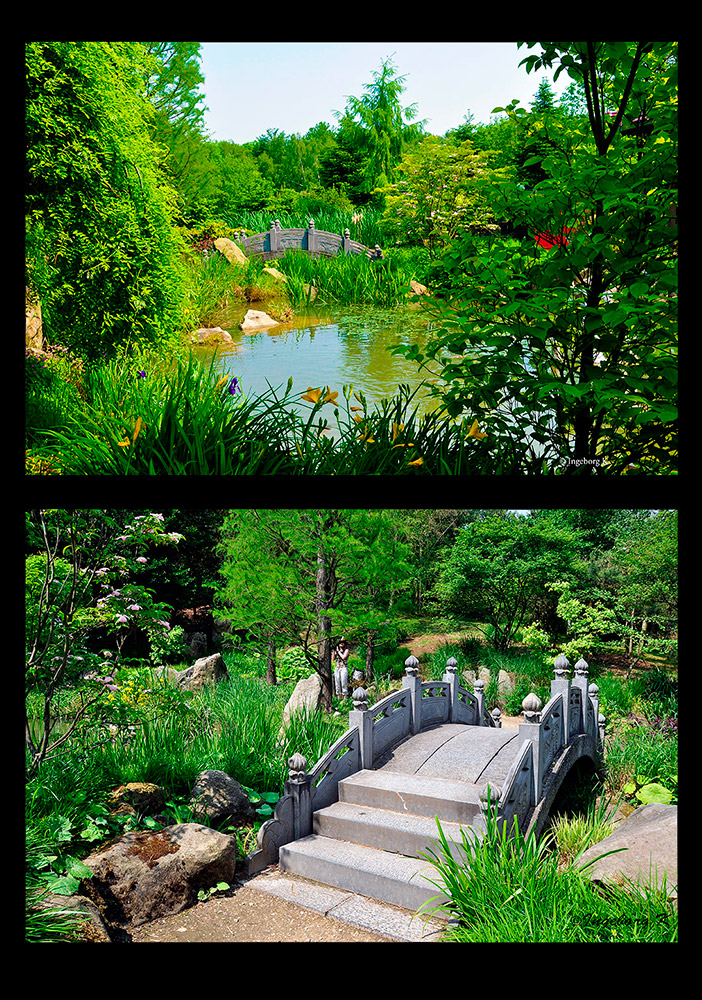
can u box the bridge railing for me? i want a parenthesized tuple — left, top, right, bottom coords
(233, 218, 383, 261)
(246, 654, 496, 872)
(482, 655, 605, 835)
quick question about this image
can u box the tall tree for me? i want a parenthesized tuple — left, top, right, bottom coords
(397, 41, 677, 474)
(435, 512, 580, 650)
(25, 41, 188, 357)
(335, 56, 426, 202)
(215, 510, 407, 708)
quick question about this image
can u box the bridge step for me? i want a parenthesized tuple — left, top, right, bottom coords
(339, 768, 483, 824)
(313, 800, 469, 861)
(278, 835, 449, 913)
(278, 767, 486, 913)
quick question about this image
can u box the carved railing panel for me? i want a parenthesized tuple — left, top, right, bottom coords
(419, 681, 451, 727)
(569, 687, 582, 739)
(309, 727, 361, 811)
(455, 686, 479, 725)
(540, 692, 565, 775)
(370, 688, 412, 764)
(498, 740, 534, 832)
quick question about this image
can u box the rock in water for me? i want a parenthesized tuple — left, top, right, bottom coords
(239, 309, 280, 332)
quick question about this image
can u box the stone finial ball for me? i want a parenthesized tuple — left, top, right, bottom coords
(288, 753, 307, 773)
(554, 654, 570, 674)
(522, 692, 543, 715)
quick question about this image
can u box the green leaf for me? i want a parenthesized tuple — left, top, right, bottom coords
(67, 860, 94, 879)
(49, 874, 82, 896)
(636, 782, 673, 805)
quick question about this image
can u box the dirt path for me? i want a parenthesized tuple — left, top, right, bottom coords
(130, 880, 399, 943)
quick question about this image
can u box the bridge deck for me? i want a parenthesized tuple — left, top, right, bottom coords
(375, 722, 520, 787)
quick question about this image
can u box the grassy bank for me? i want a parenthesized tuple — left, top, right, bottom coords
(25, 348, 499, 475)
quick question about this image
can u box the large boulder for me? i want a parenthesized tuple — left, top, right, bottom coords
(239, 309, 280, 332)
(191, 326, 233, 344)
(281, 673, 325, 731)
(81, 824, 237, 928)
(178, 652, 230, 692)
(578, 803, 678, 899)
(107, 782, 166, 817)
(463, 667, 515, 698)
(188, 769, 256, 826)
(214, 236, 248, 265)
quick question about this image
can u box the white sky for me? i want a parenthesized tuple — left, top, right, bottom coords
(198, 42, 570, 145)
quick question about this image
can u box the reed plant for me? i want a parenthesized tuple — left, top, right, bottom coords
(275, 250, 413, 307)
(417, 797, 676, 942)
(28, 348, 503, 474)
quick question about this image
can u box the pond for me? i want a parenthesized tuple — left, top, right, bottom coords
(191, 301, 442, 419)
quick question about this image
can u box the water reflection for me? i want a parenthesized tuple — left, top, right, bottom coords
(191, 303, 439, 416)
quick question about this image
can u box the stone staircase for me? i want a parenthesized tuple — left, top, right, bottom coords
(279, 768, 484, 913)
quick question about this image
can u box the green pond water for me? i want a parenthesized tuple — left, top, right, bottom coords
(191, 301, 442, 418)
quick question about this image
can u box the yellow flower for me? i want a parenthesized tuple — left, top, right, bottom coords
(214, 375, 230, 391)
(118, 439, 131, 448)
(132, 416, 142, 443)
(350, 405, 364, 412)
(468, 419, 488, 440)
(301, 387, 322, 403)
(392, 421, 406, 442)
(408, 456, 424, 466)
(301, 386, 339, 406)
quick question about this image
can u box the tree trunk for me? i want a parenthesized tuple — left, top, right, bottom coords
(365, 631, 376, 684)
(266, 636, 277, 685)
(316, 539, 334, 712)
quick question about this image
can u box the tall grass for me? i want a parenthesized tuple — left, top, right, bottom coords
(417, 801, 677, 942)
(275, 249, 415, 307)
(28, 351, 503, 475)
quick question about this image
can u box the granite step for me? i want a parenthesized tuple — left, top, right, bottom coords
(338, 768, 483, 824)
(278, 834, 450, 913)
(313, 800, 469, 861)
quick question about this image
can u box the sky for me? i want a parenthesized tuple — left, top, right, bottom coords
(198, 42, 570, 145)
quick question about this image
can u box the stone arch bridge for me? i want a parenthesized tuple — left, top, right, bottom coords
(246, 654, 605, 915)
(233, 218, 383, 262)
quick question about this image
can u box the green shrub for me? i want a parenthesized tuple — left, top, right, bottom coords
(26, 42, 189, 359)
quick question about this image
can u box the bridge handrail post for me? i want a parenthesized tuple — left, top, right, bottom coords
(348, 686, 373, 770)
(518, 692, 544, 802)
(443, 657, 459, 722)
(572, 658, 590, 735)
(550, 654, 571, 740)
(269, 219, 281, 256)
(588, 681, 604, 749)
(402, 655, 422, 733)
(286, 753, 313, 841)
(307, 218, 317, 255)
